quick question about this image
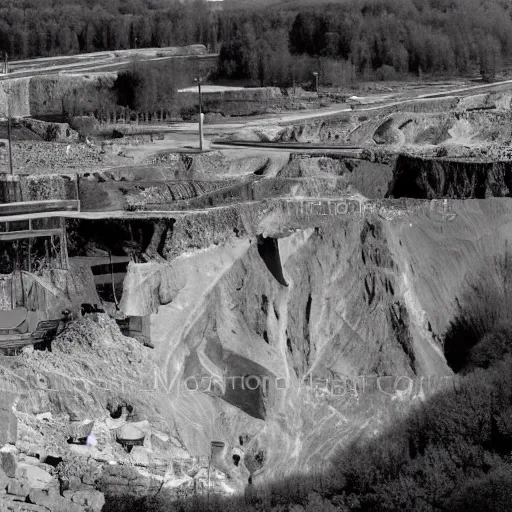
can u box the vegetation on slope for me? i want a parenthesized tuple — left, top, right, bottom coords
(104, 354, 512, 511)
(114, 59, 194, 114)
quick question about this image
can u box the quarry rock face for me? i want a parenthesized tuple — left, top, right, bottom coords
(267, 90, 512, 154)
(106, 198, 509, 486)
(0, 79, 31, 118)
(0, 75, 117, 120)
(3, 84, 512, 508)
(62, 489, 105, 512)
(1, 163, 511, 504)
(1, 189, 507, 502)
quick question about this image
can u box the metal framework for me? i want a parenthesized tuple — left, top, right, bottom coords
(0, 200, 80, 271)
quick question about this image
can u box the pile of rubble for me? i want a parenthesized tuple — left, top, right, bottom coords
(20, 120, 78, 143)
(0, 445, 104, 512)
(11, 142, 127, 174)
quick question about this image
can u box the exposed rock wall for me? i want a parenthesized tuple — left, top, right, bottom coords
(73, 199, 493, 488)
(74, 155, 395, 212)
(269, 90, 512, 148)
(0, 265, 100, 323)
(21, 120, 78, 143)
(275, 155, 393, 198)
(1, 196, 511, 503)
(0, 74, 116, 120)
(273, 109, 512, 147)
(0, 309, 244, 501)
(390, 154, 512, 198)
(3, 150, 512, 504)
(77, 176, 240, 211)
(0, 174, 77, 203)
(0, 79, 31, 117)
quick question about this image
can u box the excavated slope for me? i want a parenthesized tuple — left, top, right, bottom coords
(0, 196, 510, 498)
(3, 148, 512, 500)
(256, 90, 512, 151)
(114, 198, 512, 486)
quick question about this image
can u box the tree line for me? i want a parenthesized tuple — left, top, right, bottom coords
(58, 59, 199, 124)
(0, 0, 218, 58)
(1, 0, 511, 84)
(217, 0, 512, 84)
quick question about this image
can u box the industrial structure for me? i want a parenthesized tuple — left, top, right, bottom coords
(0, 174, 80, 350)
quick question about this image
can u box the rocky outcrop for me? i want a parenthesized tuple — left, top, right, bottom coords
(0, 309, 246, 503)
(0, 194, 508, 506)
(21, 120, 78, 143)
(92, 198, 512, 493)
(390, 154, 512, 198)
(261, 90, 512, 150)
(0, 444, 103, 512)
(28, 75, 117, 119)
(63, 489, 105, 512)
(0, 173, 77, 203)
(0, 79, 30, 118)
(77, 172, 239, 211)
(4, 148, 512, 506)
(72, 154, 396, 212)
(0, 265, 101, 327)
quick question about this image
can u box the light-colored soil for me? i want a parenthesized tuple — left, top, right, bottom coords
(7, 78, 512, 178)
(178, 85, 248, 93)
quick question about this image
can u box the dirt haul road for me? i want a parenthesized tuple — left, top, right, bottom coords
(0, 45, 213, 79)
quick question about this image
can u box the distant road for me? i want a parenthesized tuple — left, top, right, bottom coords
(213, 140, 364, 150)
(0, 203, 261, 221)
(269, 78, 512, 124)
(0, 46, 217, 80)
(165, 78, 512, 135)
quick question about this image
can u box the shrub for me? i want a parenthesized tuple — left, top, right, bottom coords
(446, 465, 512, 512)
(375, 65, 399, 81)
(467, 322, 512, 370)
(69, 116, 98, 137)
(444, 250, 512, 372)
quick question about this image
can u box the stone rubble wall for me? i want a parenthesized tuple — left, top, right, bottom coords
(0, 80, 31, 118)
(0, 75, 116, 120)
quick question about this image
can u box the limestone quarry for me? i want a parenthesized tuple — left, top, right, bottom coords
(0, 72, 511, 511)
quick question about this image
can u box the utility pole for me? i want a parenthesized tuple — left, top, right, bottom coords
(3, 52, 12, 175)
(7, 97, 12, 176)
(194, 76, 204, 151)
(207, 452, 211, 506)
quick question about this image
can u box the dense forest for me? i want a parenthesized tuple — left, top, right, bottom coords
(217, 0, 512, 84)
(0, 0, 512, 84)
(0, 0, 217, 57)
